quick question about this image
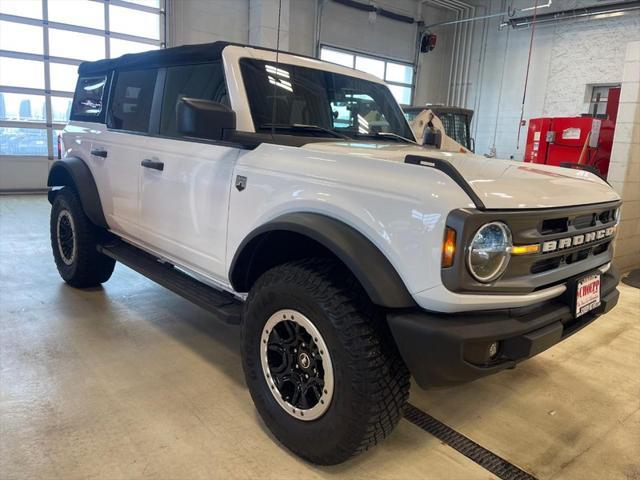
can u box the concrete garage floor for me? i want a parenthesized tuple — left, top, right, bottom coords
(1, 194, 639, 480)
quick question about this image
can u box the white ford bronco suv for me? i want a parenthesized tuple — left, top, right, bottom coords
(48, 42, 621, 465)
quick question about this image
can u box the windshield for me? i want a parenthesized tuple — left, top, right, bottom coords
(240, 59, 415, 140)
(403, 110, 419, 122)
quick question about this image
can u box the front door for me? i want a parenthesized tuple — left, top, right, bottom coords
(137, 62, 237, 282)
(138, 138, 240, 282)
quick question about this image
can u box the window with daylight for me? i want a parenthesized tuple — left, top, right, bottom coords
(160, 63, 228, 138)
(0, 0, 165, 157)
(108, 69, 158, 133)
(320, 46, 414, 106)
(71, 76, 107, 118)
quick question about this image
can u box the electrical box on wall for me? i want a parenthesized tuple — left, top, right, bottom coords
(420, 33, 436, 53)
(524, 87, 621, 179)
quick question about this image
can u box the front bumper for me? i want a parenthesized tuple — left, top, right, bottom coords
(387, 266, 620, 388)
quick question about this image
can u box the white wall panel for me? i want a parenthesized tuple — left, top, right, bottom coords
(318, 1, 417, 62)
(414, 4, 458, 106)
(609, 41, 640, 272)
(289, 0, 316, 56)
(0, 157, 48, 191)
(169, 0, 250, 46)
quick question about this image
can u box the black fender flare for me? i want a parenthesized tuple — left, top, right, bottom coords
(229, 212, 416, 308)
(47, 157, 108, 229)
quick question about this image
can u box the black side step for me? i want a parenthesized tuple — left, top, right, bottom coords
(98, 240, 243, 324)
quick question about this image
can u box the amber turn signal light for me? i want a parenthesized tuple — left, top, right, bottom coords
(442, 227, 456, 268)
(511, 244, 540, 255)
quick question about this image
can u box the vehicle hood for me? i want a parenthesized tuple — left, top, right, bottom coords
(301, 142, 620, 209)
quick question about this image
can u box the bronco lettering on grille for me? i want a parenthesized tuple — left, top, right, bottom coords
(541, 226, 616, 253)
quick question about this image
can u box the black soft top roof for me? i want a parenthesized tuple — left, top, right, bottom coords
(78, 41, 233, 75)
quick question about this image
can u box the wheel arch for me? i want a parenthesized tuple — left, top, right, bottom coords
(229, 212, 416, 308)
(47, 157, 108, 229)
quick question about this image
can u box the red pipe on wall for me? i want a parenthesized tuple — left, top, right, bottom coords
(516, 0, 539, 150)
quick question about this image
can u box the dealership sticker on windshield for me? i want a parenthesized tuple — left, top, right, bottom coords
(576, 273, 601, 317)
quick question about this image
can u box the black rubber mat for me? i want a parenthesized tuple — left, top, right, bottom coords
(404, 403, 538, 480)
(622, 268, 640, 288)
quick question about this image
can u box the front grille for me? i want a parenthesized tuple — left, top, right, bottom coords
(532, 240, 611, 274)
(593, 241, 610, 256)
(531, 256, 562, 274)
(564, 247, 590, 265)
(524, 206, 618, 275)
(539, 207, 617, 237)
(541, 217, 567, 235)
(443, 201, 620, 294)
(573, 213, 595, 230)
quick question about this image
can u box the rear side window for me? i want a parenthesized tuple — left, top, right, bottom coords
(159, 62, 228, 138)
(70, 76, 107, 121)
(108, 68, 158, 133)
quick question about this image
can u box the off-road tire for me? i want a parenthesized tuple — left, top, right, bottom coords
(50, 187, 115, 287)
(241, 258, 410, 465)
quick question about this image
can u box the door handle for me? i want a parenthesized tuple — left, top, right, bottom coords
(90, 148, 108, 158)
(141, 159, 164, 171)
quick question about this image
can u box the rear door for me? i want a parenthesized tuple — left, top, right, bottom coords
(137, 62, 240, 282)
(93, 67, 160, 238)
(64, 74, 111, 213)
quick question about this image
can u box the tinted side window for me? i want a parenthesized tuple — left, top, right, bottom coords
(71, 76, 107, 120)
(108, 68, 158, 132)
(160, 62, 228, 138)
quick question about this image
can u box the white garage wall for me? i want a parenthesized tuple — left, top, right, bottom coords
(414, 4, 460, 106)
(293, 0, 459, 105)
(608, 41, 640, 272)
(543, 15, 640, 116)
(289, 0, 316, 57)
(169, 0, 455, 105)
(170, 0, 420, 60)
(472, 1, 640, 160)
(318, 0, 418, 62)
(168, 0, 250, 45)
(0, 157, 48, 191)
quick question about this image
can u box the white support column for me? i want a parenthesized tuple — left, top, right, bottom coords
(249, 0, 290, 50)
(609, 41, 640, 272)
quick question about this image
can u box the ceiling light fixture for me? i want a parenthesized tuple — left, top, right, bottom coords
(521, 0, 552, 12)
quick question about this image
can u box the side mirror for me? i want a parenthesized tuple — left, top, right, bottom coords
(177, 97, 235, 141)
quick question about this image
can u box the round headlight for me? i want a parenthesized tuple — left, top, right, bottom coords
(467, 222, 512, 283)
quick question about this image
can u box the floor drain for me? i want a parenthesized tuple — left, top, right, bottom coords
(404, 403, 538, 480)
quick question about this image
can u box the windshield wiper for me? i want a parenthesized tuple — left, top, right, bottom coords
(353, 132, 417, 144)
(260, 123, 349, 139)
